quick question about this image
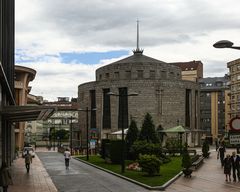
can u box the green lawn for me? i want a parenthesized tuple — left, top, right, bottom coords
(76, 155, 182, 187)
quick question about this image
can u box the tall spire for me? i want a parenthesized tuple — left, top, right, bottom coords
(133, 19, 143, 54)
(137, 19, 140, 50)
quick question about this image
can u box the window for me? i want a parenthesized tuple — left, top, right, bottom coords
(150, 70, 155, 78)
(99, 74, 102, 80)
(102, 88, 111, 129)
(161, 71, 167, 79)
(114, 72, 119, 79)
(105, 73, 109, 79)
(125, 71, 131, 79)
(137, 70, 143, 78)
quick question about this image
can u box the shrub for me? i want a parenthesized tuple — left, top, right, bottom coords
(126, 119, 139, 160)
(100, 139, 110, 159)
(138, 154, 162, 176)
(181, 145, 191, 170)
(109, 140, 123, 164)
(130, 140, 162, 160)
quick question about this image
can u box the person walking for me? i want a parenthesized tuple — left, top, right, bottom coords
(231, 151, 240, 182)
(223, 154, 232, 182)
(0, 162, 13, 192)
(217, 143, 226, 167)
(25, 150, 32, 173)
(64, 148, 71, 169)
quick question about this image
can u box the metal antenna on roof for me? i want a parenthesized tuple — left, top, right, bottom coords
(133, 19, 143, 54)
(137, 20, 140, 50)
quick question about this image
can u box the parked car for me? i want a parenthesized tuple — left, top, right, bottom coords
(22, 146, 35, 158)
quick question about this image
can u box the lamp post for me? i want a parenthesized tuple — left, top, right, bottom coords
(108, 91, 138, 173)
(213, 40, 240, 50)
(213, 40, 240, 152)
(70, 116, 73, 155)
(79, 107, 96, 161)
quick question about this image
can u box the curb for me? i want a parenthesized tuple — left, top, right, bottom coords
(74, 157, 183, 191)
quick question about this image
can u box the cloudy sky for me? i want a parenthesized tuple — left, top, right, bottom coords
(15, 0, 240, 101)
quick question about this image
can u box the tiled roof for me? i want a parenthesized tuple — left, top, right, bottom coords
(169, 61, 202, 71)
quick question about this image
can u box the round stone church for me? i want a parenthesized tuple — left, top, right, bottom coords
(78, 49, 200, 145)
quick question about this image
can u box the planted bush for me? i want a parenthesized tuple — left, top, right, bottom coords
(138, 154, 162, 176)
(100, 139, 110, 159)
(130, 140, 162, 159)
(109, 140, 123, 164)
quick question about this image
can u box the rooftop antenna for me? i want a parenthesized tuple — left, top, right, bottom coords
(133, 19, 143, 54)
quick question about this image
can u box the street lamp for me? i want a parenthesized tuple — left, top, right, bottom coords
(70, 116, 73, 155)
(213, 40, 240, 50)
(79, 107, 96, 161)
(108, 91, 138, 173)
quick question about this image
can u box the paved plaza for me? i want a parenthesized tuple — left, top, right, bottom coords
(7, 147, 240, 192)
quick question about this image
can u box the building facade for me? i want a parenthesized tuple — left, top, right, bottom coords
(41, 97, 79, 148)
(14, 65, 36, 149)
(170, 60, 203, 82)
(227, 59, 240, 119)
(78, 50, 200, 146)
(0, 0, 16, 165)
(199, 76, 230, 140)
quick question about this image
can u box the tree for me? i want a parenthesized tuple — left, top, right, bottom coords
(181, 143, 192, 177)
(139, 113, 159, 143)
(125, 118, 139, 156)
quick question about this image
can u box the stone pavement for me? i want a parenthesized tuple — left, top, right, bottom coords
(7, 147, 240, 192)
(166, 149, 240, 192)
(8, 148, 57, 192)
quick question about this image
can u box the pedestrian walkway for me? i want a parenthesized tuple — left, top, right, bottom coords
(8, 147, 240, 192)
(166, 149, 240, 192)
(8, 148, 57, 192)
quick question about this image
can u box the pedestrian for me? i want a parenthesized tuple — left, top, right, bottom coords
(214, 137, 219, 151)
(0, 161, 13, 192)
(231, 151, 240, 182)
(64, 148, 71, 169)
(223, 154, 232, 182)
(217, 143, 225, 167)
(25, 150, 32, 173)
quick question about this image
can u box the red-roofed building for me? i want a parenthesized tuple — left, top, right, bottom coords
(170, 60, 203, 82)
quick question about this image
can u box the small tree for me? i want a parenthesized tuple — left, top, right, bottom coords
(139, 113, 159, 143)
(181, 144, 191, 170)
(125, 118, 139, 159)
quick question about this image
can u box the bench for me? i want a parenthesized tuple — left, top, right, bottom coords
(162, 149, 196, 156)
(191, 155, 204, 170)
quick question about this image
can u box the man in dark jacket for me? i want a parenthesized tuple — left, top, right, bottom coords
(231, 151, 240, 182)
(217, 144, 226, 167)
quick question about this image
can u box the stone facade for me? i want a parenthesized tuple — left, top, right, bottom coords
(78, 51, 200, 145)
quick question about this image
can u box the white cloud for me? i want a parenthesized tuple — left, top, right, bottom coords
(15, 0, 240, 100)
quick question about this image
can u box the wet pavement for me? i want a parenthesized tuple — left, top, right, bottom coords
(8, 147, 240, 192)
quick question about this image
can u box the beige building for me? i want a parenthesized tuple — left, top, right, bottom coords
(14, 65, 36, 150)
(227, 58, 240, 119)
(170, 61, 203, 82)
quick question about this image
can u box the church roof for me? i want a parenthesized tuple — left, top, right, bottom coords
(111, 51, 166, 65)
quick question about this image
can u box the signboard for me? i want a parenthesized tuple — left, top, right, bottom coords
(229, 133, 240, 145)
(229, 117, 240, 131)
(90, 139, 96, 149)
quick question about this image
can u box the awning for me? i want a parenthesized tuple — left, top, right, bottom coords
(159, 125, 190, 133)
(110, 128, 128, 135)
(1, 105, 56, 122)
